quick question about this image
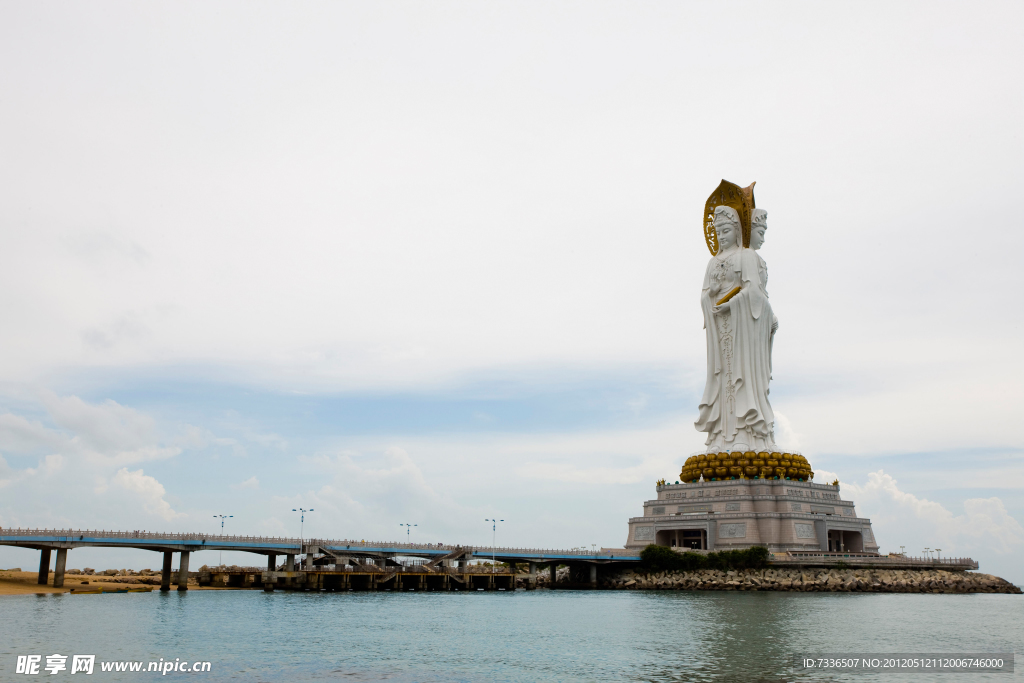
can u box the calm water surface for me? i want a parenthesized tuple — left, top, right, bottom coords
(1, 589, 1021, 682)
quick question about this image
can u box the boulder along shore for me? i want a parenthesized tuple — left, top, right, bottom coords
(529, 567, 1021, 593)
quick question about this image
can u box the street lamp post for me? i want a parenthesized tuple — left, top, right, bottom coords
(399, 523, 417, 543)
(292, 508, 314, 558)
(213, 515, 233, 567)
(485, 518, 504, 574)
(935, 548, 942, 561)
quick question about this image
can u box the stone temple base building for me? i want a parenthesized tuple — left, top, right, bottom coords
(626, 477, 880, 554)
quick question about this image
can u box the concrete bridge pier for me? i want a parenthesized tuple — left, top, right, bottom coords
(528, 562, 538, 588)
(160, 552, 173, 592)
(286, 554, 295, 571)
(37, 548, 51, 585)
(53, 549, 68, 588)
(589, 564, 597, 588)
(267, 554, 276, 571)
(549, 563, 557, 587)
(177, 551, 190, 592)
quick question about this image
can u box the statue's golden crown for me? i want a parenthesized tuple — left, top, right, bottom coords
(703, 180, 756, 255)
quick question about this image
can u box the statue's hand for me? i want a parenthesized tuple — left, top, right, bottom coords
(712, 300, 731, 316)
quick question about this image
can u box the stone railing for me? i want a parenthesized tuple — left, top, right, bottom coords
(773, 552, 978, 569)
(0, 528, 308, 544)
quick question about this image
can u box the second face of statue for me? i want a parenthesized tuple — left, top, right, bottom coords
(714, 207, 741, 251)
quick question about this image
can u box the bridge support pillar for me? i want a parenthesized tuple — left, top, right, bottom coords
(267, 554, 276, 571)
(589, 564, 597, 588)
(305, 553, 313, 571)
(177, 551, 190, 591)
(286, 554, 295, 571)
(37, 548, 52, 585)
(53, 549, 67, 588)
(528, 562, 538, 589)
(160, 552, 172, 591)
(549, 563, 556, 587)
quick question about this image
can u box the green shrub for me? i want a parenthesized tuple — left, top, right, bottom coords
(639, 544, 769, 572)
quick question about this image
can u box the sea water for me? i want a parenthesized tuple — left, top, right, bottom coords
(1, 589, 1021, 682)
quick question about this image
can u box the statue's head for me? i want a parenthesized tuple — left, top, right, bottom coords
(713, 205, 741, 250)
(751, 209, 768, 250)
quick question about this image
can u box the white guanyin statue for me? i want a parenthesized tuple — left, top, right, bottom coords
(751, 208, 779, 373)
(695, 189, 778, 452)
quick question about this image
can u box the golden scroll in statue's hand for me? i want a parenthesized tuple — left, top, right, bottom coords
(715, 286, 741, 307)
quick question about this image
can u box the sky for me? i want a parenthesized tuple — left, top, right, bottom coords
(1, 1, 1022, 581)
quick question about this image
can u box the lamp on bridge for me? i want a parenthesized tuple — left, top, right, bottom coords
(292, 508, 314, 546)
(213, 515, 233, 567)
(399, 523, 417, 543)
(485, 518, 504, 575)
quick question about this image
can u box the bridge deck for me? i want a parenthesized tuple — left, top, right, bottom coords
(0, 528, 641, 563)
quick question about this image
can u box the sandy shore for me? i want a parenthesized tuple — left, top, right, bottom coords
(0, 570, 230, 595)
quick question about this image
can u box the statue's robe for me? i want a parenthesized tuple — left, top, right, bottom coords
(695, 246, 776, 451)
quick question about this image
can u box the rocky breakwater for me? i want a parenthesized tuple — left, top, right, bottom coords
(604, 567, 1021, 594)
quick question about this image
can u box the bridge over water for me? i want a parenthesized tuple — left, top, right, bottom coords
(1, 528, 977, 592)
(0, 528, 640, 591)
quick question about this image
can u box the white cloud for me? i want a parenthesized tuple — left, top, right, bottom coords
(43, 393, 156, 451)
(233, 476, 260, 490)
(814, 469, 839, 486)
(111, 468, 183, 521)
(0, 393, 182, 465)
(245, 433, 287, 450)
(0, 454, 17, 489)
(773, 411, 803, 452)
(0, 413, 66, 453)
(287, 446, 480, 543)
(845, 470, 1024, 556)
(0, 396, 192, 534)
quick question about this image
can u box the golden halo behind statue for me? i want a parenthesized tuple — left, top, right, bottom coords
(703, 180, 756, 255)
